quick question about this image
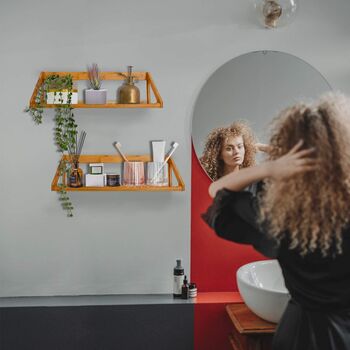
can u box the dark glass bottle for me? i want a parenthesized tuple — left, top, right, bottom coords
(173, 259, 184, 298)
(181, 275, 189, 299)
(69, 162, 84, 188)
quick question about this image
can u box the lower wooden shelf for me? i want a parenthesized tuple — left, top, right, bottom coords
(51, 154, 185, 192)
(59, 185, 183, 192)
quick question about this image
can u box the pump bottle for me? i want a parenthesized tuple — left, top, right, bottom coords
(173, 259, 184, 297)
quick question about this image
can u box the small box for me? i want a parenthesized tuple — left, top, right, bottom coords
(85, 174, 106, 187)
(89, 163, 104, 175)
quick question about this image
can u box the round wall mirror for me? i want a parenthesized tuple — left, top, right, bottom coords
(192, 50, 331, 181)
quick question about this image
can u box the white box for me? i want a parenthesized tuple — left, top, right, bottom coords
(85, 174, 106, 187)
(46, 91, 78, 104)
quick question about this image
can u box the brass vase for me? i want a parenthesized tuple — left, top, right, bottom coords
(117, 66, 140, 104)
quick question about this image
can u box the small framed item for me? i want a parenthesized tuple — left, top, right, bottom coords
(89, 163, 104, 175)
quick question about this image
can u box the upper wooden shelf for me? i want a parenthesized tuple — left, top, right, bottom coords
(30, 71, 163, 109)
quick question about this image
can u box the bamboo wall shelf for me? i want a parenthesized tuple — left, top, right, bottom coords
(30, 71, 163, 109)
(51, 155, 185, 192)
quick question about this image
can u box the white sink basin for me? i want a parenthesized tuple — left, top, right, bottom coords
(236, 260, 290, 323)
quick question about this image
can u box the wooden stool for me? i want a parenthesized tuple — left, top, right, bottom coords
(226, 303, 276, 350)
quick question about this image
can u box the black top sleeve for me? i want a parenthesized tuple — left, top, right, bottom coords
(202, 185, 278, 258)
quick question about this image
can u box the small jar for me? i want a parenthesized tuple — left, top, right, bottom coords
(106, 174, 121, 187)
(188, 283, 197, 298)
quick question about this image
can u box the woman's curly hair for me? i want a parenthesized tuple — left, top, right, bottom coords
(200, 121, 257, 181)
(259, 93, 350, 256)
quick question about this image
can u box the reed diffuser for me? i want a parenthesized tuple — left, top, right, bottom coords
(68, 130, 87, 188)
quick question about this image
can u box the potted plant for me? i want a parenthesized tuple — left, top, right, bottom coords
(45, 74, 78, 105)
(84, 63, 107, 104)
(25, 73, 79, 217)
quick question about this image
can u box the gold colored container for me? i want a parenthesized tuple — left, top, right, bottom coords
(117, 66, 140, 104)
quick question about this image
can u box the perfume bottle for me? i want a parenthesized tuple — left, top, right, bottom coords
(117, 66, 140, 104)
(69, 162, 84, 188)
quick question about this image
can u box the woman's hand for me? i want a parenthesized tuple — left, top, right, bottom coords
(266, 140, 318, 181)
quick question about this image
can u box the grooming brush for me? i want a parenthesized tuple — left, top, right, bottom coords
(113, 142, 129, 162)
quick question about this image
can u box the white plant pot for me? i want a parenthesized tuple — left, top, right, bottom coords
(46, 90, 78, 104)
(84, 89, 107, 104)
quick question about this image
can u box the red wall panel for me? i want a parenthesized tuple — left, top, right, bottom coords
(191, 143, 270, 350)
(194, 303, 233, 350)
(191, 144, 266, 292)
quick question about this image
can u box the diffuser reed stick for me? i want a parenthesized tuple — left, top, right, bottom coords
(69, 130, 87, 165)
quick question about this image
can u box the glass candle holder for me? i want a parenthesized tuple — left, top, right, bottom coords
(146, 162, 169, 186)
(123, 162, 145, 186)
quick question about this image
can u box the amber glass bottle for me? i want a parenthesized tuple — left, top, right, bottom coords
(69, 162, 84, 188)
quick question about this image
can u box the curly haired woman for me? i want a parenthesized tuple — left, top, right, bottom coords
(200, 121, 265, 181)
(203, 93, 350, 350)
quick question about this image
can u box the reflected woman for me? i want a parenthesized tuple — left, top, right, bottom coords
(200, 121, 259, 181)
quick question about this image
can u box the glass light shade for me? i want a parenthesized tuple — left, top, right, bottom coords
(253, 0, 298, 29)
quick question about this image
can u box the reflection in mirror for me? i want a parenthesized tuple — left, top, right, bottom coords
(192, 50, 331, 181)
(199, 121, 258, 181)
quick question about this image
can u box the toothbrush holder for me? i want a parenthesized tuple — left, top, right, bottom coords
(123, 162, 145, 186)
(146, 162, 169, 186)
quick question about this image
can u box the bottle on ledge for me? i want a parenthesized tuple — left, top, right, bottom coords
(181, 275, 189, 299)
(173, 259, 184, 298)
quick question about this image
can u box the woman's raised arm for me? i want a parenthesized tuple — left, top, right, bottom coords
(209, 140, 318, 198)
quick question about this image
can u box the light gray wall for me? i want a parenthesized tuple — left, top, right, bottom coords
(1, 0, 350, 296)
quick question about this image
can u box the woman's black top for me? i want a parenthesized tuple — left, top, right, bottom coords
(202, 185, 350, 350)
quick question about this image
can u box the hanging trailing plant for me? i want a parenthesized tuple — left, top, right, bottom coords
(25, 74, 78, 217)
